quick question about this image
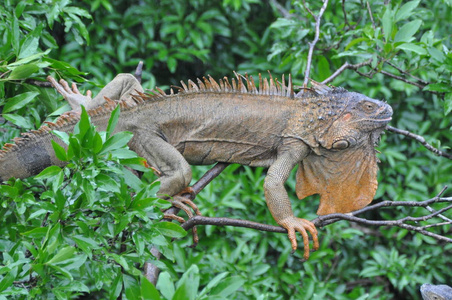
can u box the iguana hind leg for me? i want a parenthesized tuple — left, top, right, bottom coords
(130, 133, 199, 216)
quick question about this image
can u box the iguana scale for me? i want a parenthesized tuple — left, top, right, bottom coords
(421, 284, 452, 300)
(0, 73, 393, 259)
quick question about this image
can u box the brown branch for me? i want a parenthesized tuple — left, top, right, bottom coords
(387, 126, 452, 160)
(366, 1, 376, 31)
(302, 0, 329, 87)
(380, 70, 425, 89)
(181, 192, 452, 244)
(341, 0, 349, 28)
(322, 59, 373, 84)
(25, 79, 52, 87)
(386, 61, 429, 85)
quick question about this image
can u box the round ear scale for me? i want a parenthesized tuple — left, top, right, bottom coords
(332, 140, 349, 149)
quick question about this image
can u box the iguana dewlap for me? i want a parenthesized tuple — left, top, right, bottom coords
(0, 73, 392, 259)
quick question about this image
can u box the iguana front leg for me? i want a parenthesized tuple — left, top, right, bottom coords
(47, 76, 95, 112)
(47, 73, 143, 112)
(264, 145, 319, 259)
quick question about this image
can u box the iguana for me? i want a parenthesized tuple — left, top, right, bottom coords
(0, 72, 392, 259)
(421, 284, 452, 300)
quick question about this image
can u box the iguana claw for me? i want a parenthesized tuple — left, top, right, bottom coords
(167, 194, 201, 246)
(47, 75, 93, 111)
(170, 194, 201, 217)
(279, 217, 319, 260)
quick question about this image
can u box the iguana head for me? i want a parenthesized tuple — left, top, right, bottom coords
(296, 89, 393, 215)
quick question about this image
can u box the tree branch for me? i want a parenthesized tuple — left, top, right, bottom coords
(302, 0, 329, 87)
(387, 126, 452, 160)
(322, 59, 373, 84)
(181, 189, 452, 244)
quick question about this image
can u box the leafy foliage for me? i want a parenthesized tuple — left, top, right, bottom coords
(1, 0, 451, 299)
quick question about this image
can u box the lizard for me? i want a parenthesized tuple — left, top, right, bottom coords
(421, 284, 452, 300)
(0, 72, 393, 259)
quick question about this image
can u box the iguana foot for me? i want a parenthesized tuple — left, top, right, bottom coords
(47, 76, 93, 111)
(165, 195, 201, 246)
(170, 194, 201, 217)
(177, 187, 196, 199)
(279, 216, 319, 260)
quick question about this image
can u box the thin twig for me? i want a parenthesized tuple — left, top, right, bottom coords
(380, 70, 425, 89)
(270, 0, 298, 19)
(366, 2, 376, 30)
(387, 126, 452, 160)
(25, 79, 52, 87)
(302, 0, 329, 87)
(322, 59, 373, 84)
(386, 61, 429, 85)
(341, 0, 349, 27)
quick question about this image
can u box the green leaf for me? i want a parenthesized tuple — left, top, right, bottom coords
(0, 185, 18, 198)
(199, 272, 229, 297)
(52, 130, 70, 145)
(3, 92, 39, 113)
(18, 35, 39, 59)
(381, 7, 394, 41)
(270, 18, 297, 29)
(345, 37, 368, 51)
(2, 114, 33, 129)
(444, 93, 452, 115)
(0, 272, 15, 293)
(51, 140, 68, 161)
(47, 264, 73, 280)
(35, 166, 62, 179)
(110, 271, 123, 300)
(106, 105, 120, 138)
(152, 222, 187, 238)
(157, 272, 175, 300)
(74, 106, 90, 138)
(123, 274, 140, 300)
(209, 276, 246, 298)
(96, 173, 120, 193)
(141, 276, 161, 300)
(46, 246, 76, 265)
(395, 0, 420, 22)
(100, 132, 133, 154)
(423, 83, 451, 93)
(396, 43, 427, 55)
(6, 64, 39, 81)
(7, 49, 51, 67)
(173, 265, 200, 300)
(21, 227, 48, 239)
(394, 20, 422, 43)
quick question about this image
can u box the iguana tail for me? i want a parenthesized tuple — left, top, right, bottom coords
(0, 114, 77, 182)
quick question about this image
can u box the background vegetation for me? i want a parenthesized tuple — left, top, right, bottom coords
(0, 0, 451, 299)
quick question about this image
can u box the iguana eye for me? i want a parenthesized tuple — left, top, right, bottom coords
(332, 140, 349, 149)
(362, 101, 377, 113)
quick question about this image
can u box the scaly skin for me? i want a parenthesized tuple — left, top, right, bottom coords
(421, 284, 452, 300)
(0, 73, 393, 259)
